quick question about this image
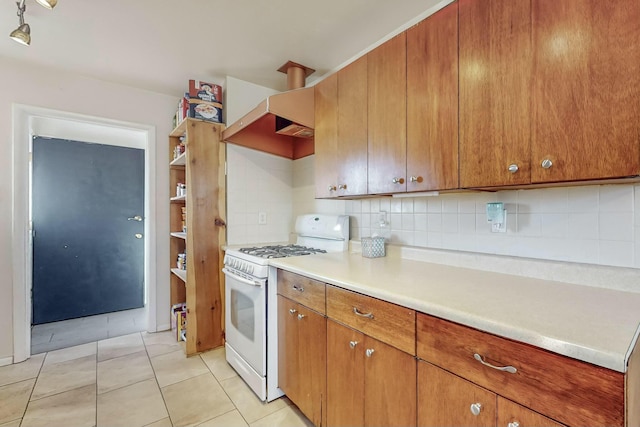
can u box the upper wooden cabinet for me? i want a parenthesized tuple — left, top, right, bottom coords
(531, 0, 640, 183)
(459, 0, 532, 188)
(315, 57, 368, 198)
(337, 56, 368, 196)
(367, 33, 407, 194)
(314, 73, 338, 198)
(407, 3, 459, 191)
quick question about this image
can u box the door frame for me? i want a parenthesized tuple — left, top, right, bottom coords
(12, 104, 157, 362)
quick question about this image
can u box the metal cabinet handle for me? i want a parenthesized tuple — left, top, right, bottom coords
(349, 341, 358, 349)
(338, 184, 347, 190)
(288, 308, 297, 315)
(353, 307, 374, 319)
(392, 177, 404, 184)
(508, 164, 519, 173)
(541, 159, 553, 169)
(127, 215, 143, 221)
(328, 185, 337, 192)
(507, 422, 520, 427)
(470, 402, 482, 416)
(297, 313, 306, 320)
(365, 348, 375, 358)
(292, 285, 304, 292)
(473, 353, 517, 374)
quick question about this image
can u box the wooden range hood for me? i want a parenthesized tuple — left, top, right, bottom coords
(222, 61, 316, 160)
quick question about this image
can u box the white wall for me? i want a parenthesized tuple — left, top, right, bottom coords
(345, 184, 640, 269)
(1, 57, 177, 361)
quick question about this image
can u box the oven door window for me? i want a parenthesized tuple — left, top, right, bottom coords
(230, 289, 254, 340)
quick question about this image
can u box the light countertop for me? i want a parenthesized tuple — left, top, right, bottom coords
(269, 251, 640, 373)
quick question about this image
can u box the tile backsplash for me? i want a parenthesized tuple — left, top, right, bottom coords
(227, 150, 638, 270)
(347, 183, 640, 269)
(226, 145, 293, 245)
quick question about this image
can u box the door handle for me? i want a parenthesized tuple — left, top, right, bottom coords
(128, 215, 143, 222)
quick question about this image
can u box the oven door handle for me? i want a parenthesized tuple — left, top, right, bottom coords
(222, 268, 264, 287)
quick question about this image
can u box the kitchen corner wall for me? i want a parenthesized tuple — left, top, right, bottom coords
(224, 77, 345, 245)
(346, 183, 640, 269)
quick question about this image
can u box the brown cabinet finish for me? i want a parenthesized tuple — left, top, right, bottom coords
(367, 33, 407, 194)
(326, 319, 416, 427)
(497, 397, 564, 427)
(314, 73, 338, 198)
(277, 269, 326, 314)
(418, 361, 496, 427)
(407, 2, 459, 192)
(416, 313, 624, 427)
(337, 56, 368, 196)
(459, 0, 532, 188)
(169, 119, 226, 355)
(277, 295, 326, 427)
(326, 285, 416, 355)
(327, 319, 365, 427)
(363, 334, 417, 427)
(531, 0, 640, 183)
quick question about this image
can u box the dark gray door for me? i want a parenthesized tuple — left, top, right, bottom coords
(32, 137, 145, 324)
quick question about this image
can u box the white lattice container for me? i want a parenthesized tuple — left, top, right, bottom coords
(361, 237, 385, 258)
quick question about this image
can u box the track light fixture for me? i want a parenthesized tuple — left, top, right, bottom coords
(9, 0, 58, 46)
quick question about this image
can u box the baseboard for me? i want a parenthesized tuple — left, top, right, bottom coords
(155, 323, 171, 332)
(0, 356, 13, 367)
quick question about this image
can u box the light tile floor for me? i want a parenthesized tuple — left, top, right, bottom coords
(31, 308, 148, 354)
(0, 331, 313, 427)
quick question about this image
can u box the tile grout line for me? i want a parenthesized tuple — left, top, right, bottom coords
(143, 332, 176, 427)
(198, 355, 250, 427)
(17, 352, 47, 425)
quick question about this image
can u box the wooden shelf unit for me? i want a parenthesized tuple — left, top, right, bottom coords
(169, 118, 226, 356)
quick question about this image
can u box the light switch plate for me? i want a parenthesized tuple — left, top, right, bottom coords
(258, 212, 267, 225)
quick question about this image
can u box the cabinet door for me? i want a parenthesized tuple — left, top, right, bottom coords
(368, 33, 407, 194)
(337, 56, 368, 196)
(278, 295, 300, 404)
(364, 335, 416, 427)
(315, 73, 338, 198)
(327, 320, 365, 427)
(459, 0, 532, 188)
(407, 2, 459, 191)
(296, 304, 327, 427)
(531, 0, 640, 183)
(418, 361, 496, 427)
(497, 397, 564, 427)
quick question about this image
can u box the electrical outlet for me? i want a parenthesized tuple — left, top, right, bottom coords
(258, 212, 267, 225)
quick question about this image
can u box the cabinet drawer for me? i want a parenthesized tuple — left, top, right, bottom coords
(277, 269, 326, 314)
(326, 285, 415, 355)
(416, 313, 624, 427)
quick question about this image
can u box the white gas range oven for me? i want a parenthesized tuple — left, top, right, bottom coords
(222, 214, 349, 402)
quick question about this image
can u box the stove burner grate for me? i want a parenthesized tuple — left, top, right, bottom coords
(239, 244, 327, 259)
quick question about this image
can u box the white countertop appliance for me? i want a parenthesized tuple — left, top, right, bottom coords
(222, 214, 349, 401)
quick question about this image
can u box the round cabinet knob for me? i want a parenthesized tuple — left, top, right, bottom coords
(541, 159, 553, 169)
(365, 348, 375, 358)
(328, 185, 337, 192)
(507, 422, 520, 427)
(288, 308, 297, 315)
(297, 313, 306, 320)
(392, 177, 404, 184)
(338, 184, 347, 190)
(508, 164, 519, 173)
(470, 402, 482, 416)
(409, 176, 421, 183)
(349, 341, 358, 349)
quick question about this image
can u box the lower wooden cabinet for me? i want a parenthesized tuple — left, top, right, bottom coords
(418, 361, 562, 427)
(277, 295, 326, 426)
(327, 319, 416, 427)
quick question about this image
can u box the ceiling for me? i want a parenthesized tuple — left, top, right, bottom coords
(0, 0, 445, 96)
